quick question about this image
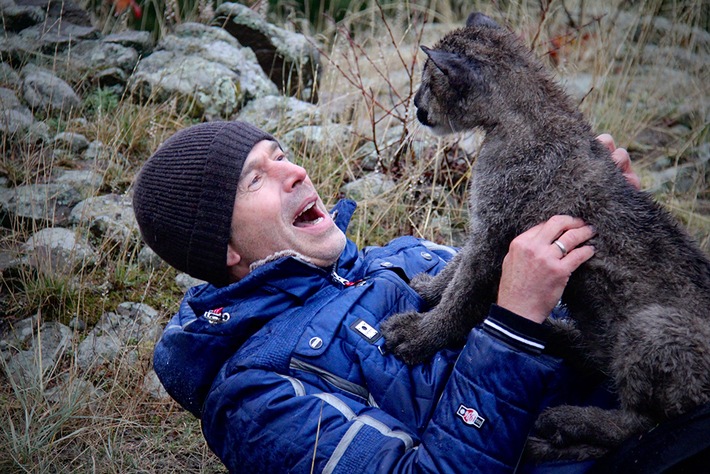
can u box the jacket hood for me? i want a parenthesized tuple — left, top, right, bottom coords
(153, 200, 358, 417)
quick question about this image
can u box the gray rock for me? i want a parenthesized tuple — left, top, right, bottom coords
(93, 67, 128, 89)
(169, 23, 277, 100)
(0, 86, 23, 109)
(54, 131, 90, 153)
(83, 140, 113, 161)
(116, 301, 158, 324)
(5, 321, 72, 385)
(175, 272, 206, 292)
(69, 194, 138, 244)
(0, 32, 37, 68)
(624, 13, 710, 53)
(16, 0, 92, 27)
(53, 168, 104, 197)
(0, 62, 22, 87)
(137, 245, 168, 272)
(357, 125, 443, 172)
(0, 245, 22, 276)
(648, 153, 710, 196)
(76, 317, 124, 370)
(0, 103, 35, 136)
(143, 369, 170, 400)
(77, 303, 161, 370)
(66, 40, 140, 80)
(0, 86, 40, 139)
(44, 373, 106, 407)
(341, 173, 396, 201)
(237, 95, 322, 133)
(103, 30, 154, 55)
(281, 124, 354, 157)
(0, 314, 40, 353)
(21, 64, 81, 114)
(0, 4, 45, 32)
(213, 2, 321, 102)
(561, 72, 599, 102)
(130, 23, 277, 119)
(19, 19, 98, 54)
(0, 182, 83, 226)
(69, 316, 87, 332)
(22, 227, 97, 275)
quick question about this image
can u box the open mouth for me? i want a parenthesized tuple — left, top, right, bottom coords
(293, 201, 325, 227)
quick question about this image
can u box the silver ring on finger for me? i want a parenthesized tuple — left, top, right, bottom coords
(553, 239, 568, 257)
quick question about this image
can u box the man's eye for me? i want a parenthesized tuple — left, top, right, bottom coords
(248, 174, 262, 188)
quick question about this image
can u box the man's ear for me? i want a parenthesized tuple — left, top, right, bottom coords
(421, 45, 480, 92)
(226, 241, 241, 268)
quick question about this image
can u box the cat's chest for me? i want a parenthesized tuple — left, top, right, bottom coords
(468, 158, 556, 227)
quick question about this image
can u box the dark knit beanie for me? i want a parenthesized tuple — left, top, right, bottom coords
(132, 121, 276, 286)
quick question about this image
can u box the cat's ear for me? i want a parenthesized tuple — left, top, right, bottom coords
(421, 45, 479, 91)
(466, 12, 501, 29)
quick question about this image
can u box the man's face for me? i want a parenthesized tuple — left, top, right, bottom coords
(227, 140, 346, 280)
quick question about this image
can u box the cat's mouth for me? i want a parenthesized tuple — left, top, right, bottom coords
(416, 107, 432, 127)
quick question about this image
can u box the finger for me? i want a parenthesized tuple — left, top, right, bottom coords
(611, 147, 631, 172)
(539, 215, 588, 242)
(516, 220, 547, 242)
(611, 148, 641, 190)
(561, 244, 595, 270)
(551, 239, 569, 258)
(554, 224, 596, 254)
(596, 133, 615, 153)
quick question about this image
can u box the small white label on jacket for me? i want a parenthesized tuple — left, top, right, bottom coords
(457, 405, 485, 428)
(351, 319, 381, 343)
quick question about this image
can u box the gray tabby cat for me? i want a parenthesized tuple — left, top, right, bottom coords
(380, 12, 710, 460)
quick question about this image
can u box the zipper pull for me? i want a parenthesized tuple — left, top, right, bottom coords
(331, 270, 352, 286)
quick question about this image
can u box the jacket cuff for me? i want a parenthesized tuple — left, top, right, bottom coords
(482, 304, 549, 354)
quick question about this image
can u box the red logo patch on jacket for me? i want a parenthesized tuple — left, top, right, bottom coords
(203, 307, 231, 324)
(457, 404, 485, 428)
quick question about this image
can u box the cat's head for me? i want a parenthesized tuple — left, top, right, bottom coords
(414, 12, 552, 135)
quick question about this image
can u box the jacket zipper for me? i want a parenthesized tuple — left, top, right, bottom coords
(330, 268, 351, 286)
(331, 265, 366, 287)
(290, 358, 378, 408)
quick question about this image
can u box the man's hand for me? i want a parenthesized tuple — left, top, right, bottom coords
(597, 133, 641, 190)
(497, 216, 596, 324)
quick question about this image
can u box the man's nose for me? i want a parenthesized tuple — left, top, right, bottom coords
(281, 161, 308, 190)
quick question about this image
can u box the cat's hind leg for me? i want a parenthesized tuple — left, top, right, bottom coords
(611, 304, 710, 419)
(526, 405, 653, 461)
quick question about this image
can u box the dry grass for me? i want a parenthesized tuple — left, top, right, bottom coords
(0, 0, 707, 472)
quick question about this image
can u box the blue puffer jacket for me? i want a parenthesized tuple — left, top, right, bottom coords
(153, 200, 595, 473)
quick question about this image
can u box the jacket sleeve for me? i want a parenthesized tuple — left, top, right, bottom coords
(201, 305, 568, 474)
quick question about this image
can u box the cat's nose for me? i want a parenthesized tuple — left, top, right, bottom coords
(416, 107, 430, 126)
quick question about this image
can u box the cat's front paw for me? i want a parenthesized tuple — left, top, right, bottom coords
(380, 311, 437, 365)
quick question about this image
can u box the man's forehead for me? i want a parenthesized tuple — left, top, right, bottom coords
(242, 140, 280, 170)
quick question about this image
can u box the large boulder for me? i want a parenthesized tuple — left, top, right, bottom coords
(21, 63, 81, 115)
(213, 2, 321, 102)
(129, 22, 278, 119)
(21, 227, 98, 276)
(0, 182, 83, 227)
